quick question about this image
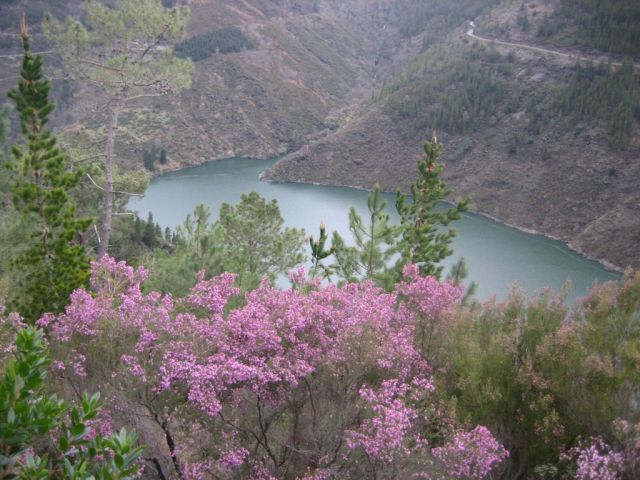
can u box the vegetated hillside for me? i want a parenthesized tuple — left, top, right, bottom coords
(533, 0, 640, 60)
(1, 0, 413, 172)
(1, 0, 501, 172)
(263, 0, 640, 271)
(0, 0, 82, 126)
(158, 2, 378, 165)
(0, 0, 78, 36)
(1, 0, 638, 270)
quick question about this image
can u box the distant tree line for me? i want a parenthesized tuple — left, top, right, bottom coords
(557, 62, 640, 150)
(174, 27, 254, 62)
(385, 54, 507, 135)
(539, 0, 640, 57)
(106, 212, 177, 266)
(132, 212, 174, 249)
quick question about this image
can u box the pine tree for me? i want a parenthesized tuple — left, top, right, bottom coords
(133, 215, 143, 242)
(218, 192, 306, 288)
(142, 212, 158, 248)
(0, 106, 7, 153)
(332, 187, 400, 285)
(395, 133, 468, 279)
(446, 257, 477, 305)
(143, 149, 156, 171)
(309, 222, 337, 281)
(6, 19, 91, 323)
(44, 0, 193, 258)
(159, 148, 168, 165)
(0, 105, 9, 201)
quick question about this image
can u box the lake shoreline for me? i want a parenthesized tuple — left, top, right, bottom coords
(258, 174, 624, 276)
(144, 155, 624, 276)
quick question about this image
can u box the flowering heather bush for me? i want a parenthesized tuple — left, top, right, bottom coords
(431, 426, 510, 479)
(38, 256, 509, 479)
(346, 379, 425, 462)
(565, 437, 625, 480)
(0, 306, 26, 363)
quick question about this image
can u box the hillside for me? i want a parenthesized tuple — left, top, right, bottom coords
(1, 0, 406, 169)
(263, 0, 640, 271)
(0, 0, 638, 270)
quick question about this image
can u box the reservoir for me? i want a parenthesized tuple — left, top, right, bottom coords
(128, 157, 620, 302)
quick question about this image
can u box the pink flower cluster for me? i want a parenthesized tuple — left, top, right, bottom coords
(42, 257, 508, 479)
(398, 264, 464, 321)
(218, 447, 249, 470)
(0, 308, 27, 360)
(346, 378, 426, 462)
(183, 461, 213, 480)
(570, 437, 624, 480)
(432, 426, 510, 479)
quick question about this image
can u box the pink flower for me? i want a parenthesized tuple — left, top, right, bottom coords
(38, 256, 500, 479)
(570, 437, 624, 480)
(218, 447, 249, 470)
(432, 426, 509, 479)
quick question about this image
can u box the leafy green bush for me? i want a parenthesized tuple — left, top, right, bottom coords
(0, 326, 143, 479)
(445, 270, 640, 476)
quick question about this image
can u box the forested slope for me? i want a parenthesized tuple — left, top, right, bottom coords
(264, 0, 640, 270)
(0, 0, 401, 170)
(0, 0, 638, 269)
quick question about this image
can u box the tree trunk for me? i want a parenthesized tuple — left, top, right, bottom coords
(97, 93, 124, 258)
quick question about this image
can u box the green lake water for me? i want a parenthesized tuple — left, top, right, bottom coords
(127, 157, 620, 302)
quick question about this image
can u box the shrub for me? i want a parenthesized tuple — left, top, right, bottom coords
(0, 325, 143, 478)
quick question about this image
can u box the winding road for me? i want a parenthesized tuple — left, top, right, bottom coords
(466, 23, 640, 71)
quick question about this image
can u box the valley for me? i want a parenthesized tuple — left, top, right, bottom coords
(0, 0, 638, 271)
(1, 2, 639, 479)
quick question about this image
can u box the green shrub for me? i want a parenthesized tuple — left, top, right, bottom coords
(0, 326, 143, 479)
(446, 271, 640, 476)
